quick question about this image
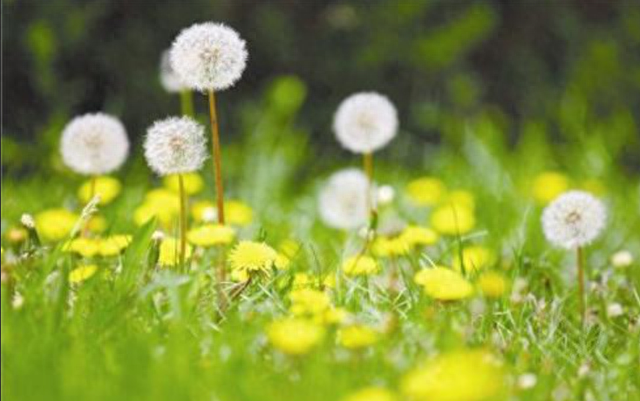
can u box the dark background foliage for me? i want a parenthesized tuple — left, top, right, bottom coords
(3, 0, 640, 172)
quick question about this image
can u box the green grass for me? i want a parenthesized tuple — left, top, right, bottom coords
(2, 77, 640, 401)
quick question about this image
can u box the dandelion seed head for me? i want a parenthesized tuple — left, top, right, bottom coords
(159, 50, 187, 93)
(318, 168, 370, 230)
(542, 190, 606, 249)
(144, 116, 207, 176)
(20, 214, 35, 229)
(333, 92, 398, 154)
(60, 113, 129, 175)
(170, 22, 248, 92)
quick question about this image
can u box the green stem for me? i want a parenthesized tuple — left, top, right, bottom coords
(180, 90, 194, 117)
(178, 174, 188, 269)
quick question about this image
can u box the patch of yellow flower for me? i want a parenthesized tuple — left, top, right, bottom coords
(187, 224, 235, 247)
(401, 349, 506, 401)
(452, 246, 495, 273)
(134, 188, 180, 228)
(343, 387, 398, 401)
(337, 324, 380, 349)
(342, 255, 379, 276)
(158, 237, 193, 266)
(374, 225, 439, 257)
(266, 317, 326, 355)
(63, 235, 131, 258)
(35, 209, 78, 241)
(430, 205, 476, 235)
(414, 267, 473, 301)
(406, 177, 446, 206)
(191, 199, 253, 226)
(78, 176, 122, 205)
(228, 241, 278, 279)
(531, 171, 569, 204)
(163, 172, 204, 195)
(290, 288, 331, 316)
(68, 264, 98, 284)
(477, 271, 508, 298)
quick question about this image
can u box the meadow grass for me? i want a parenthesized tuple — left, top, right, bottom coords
(2, 77, 640, 401)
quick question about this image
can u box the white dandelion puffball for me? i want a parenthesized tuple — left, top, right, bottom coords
(542, 190, 607, 249)
(319, 168, 371, 230)
(144, 116, 207, 176)
(170, 22, 248, 92)
(60, 113, 129, 175)
(159, 50, 186, 93)
(333, 92, 398, 154)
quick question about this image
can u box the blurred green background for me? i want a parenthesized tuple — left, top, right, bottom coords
(3, 0, 640, 175)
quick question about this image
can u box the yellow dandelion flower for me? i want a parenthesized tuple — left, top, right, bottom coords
(414, 267, 473, 301)
(401, 349, 506, 401)
(191, 200, 216, 222)
(401, 225, 439, 247)
(267, 318, 325, 355)
(337, 325, 380, 349)
(87, 215, 108, 233)
(63, 238, 100, 258)
(159, 237, 193, 266)
(323, 273, 337, 288)
(187, 224, 235, 247)
(69, 264, 98, 284)
(342, 255, 379, 276)
(531, 171, 569, 204)
(275, 253, 290, 270)
(373, 236, 410, 257)
(343, 387, 398, 401)
(406, 177, 446, 206)
(477, 271, 508, 298)
(78, 176, 122, 205)
(145, 188, 182, 208)
(289, 288, 331, 316)
(228, 241, 277, 277)
(163, 172, 204, 195)
(279, 238, 301, 258)
(35, 209, 78, 241)
(444, 190, 475, 210)
(134, 202, 177, 227)
(292, 272, 313, 288)
(98, 235, 131, 256)
(226, 200, 253, 226)
(430, 205, 476, 235)
(322, 306, 349, 325)
(452, 246, 495, 273)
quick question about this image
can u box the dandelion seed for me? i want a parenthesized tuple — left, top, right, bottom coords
(60, 113, 129, 176)
(170, 22, 247, 92)
(319, 169, 371, 230)
(517, 373, 537, 390)
(606, 303, 623, 318)
(20, 214, 35, 229)
(542, 190, 607, 325)
(542, 190, 606, 250)
(333, 92, 398, 154)
(159, 49, 187, 93)
(144, 116, 207, 176)
(611, 250, 633, 268)
(377, 185, 395, 205)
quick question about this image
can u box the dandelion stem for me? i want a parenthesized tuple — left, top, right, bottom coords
(180, 90, 194, 117)
(363, 152, 374, 215)
(178, 173, 188, 269)
(207, 89, 225, 225)
(576, 246, 586, 326)
(82, 176, 98, 238)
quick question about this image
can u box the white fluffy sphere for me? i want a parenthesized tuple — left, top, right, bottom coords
(159, 50, 187, 93)
(542, 190, 607, 249)
(319, 168, 371, 230)
(170, 22, 248, 92)
(333, 92, 398, 154)
(144, 116, 207, 176)
(60, 113, 129, 175)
